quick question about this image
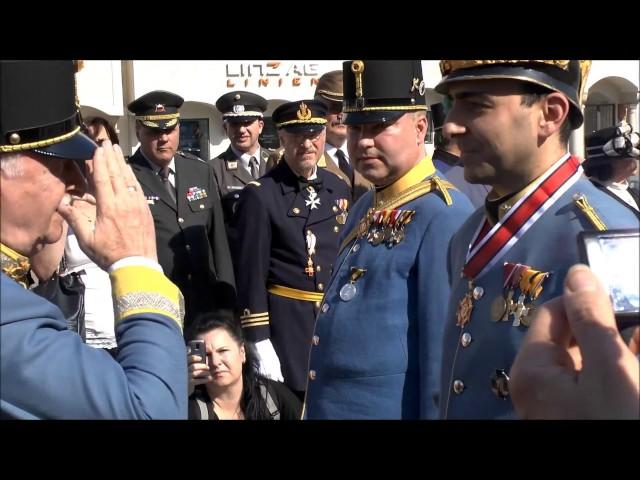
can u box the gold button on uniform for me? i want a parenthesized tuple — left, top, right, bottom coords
(200, 204, 205, 209)
(292, 208, 300, 215)
(453, 379, 465, 394)
(314, 301, 321, 308)
(332, 206, 338, 213)
(309, 370, 316, 380)
(316, 265, 321, 272)
(178, 217, 184, 223)
(333, 226, 339, 233)
(461, 332, 472, 347)
(317, 283, 324, 292)
(312, 335, 319, 346)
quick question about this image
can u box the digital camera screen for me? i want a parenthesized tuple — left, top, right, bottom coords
(582, 230, 639, 314)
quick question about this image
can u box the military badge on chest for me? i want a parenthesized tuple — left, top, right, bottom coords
(186, 186, 207, 202)
(490, 262, 550, 327)
(357, 208, 415, 247)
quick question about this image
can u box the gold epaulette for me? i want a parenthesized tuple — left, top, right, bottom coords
(573, 193, 607, 231)
(338, 176, 458, 254)
(240, 309, 269, 328)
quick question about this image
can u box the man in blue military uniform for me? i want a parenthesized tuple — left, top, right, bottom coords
(209, 91, 279, 227)
(304, 60, 474, 419)
(0, 61, 187, 419)
(436, 60, 640, 419)
(128, 91, 236, 330)
(430, 102, 490, 208)
(229, 100, 351, 400)
(583, 120, 639, 214)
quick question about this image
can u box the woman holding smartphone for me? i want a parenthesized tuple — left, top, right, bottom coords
(186, 312, 302, 420)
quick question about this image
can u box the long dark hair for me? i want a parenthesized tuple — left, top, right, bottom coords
(185, 312, 272, 420)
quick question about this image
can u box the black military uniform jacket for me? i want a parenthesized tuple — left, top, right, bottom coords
(129, 149, 236, 328)
(209, 146, 279, 226)
(229, 160, 350, 392)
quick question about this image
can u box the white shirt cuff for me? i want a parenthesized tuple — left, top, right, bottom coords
(108, 256, 164, 274)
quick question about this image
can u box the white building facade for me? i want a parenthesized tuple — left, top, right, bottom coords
(76, 60, 640, 160)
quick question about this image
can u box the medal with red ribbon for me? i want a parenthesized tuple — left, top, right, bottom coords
(455, 154, 582, 328)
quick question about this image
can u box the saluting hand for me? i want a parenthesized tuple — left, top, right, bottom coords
(57, 141, 158, 270)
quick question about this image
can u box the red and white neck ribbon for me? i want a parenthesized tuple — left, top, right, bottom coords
(463, 154, 583, 280)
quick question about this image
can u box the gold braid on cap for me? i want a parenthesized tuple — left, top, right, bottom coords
(439, 60, 572, 76)
(276, 118, 327, 128)
(136, 113, 181, 121)
(439, 60, 592, 107)
(0, 126, 82, 153)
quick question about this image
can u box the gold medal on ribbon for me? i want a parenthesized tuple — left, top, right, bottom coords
(357, 208, 373, 239)
(456, 281, 475, 327)
(514, 268, 549, 327)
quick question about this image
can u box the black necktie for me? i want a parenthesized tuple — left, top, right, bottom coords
(249, 156, 260, 180)
(298, 176, 323, 192)
(335, 148, 354, 182)
(159, 166, 176, 204)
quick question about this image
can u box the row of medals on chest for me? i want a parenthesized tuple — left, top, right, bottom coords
(457, 264, 549, 328)
(357, 207, 416, 247)
(336, 207, 416, 302)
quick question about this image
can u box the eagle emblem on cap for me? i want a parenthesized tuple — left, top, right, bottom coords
(233, 104, 245, 113)
(297, 102, 312, 121)
(154, 104, 166, 113)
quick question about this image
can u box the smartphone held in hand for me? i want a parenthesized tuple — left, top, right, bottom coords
(188, 339, 207, 365)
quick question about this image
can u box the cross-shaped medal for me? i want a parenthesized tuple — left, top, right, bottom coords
(305, 187, 321, 210)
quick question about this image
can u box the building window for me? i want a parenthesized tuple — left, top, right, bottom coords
(259, 117, 280, 150)
(179, 118, 209, 160)
(584, 104, 615, 134)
